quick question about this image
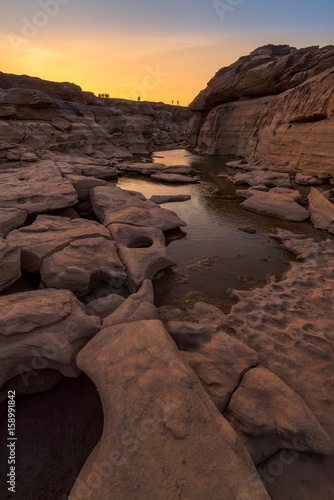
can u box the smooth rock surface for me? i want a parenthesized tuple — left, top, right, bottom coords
(151, 173, 199, 183)
(86, 293, 126, 319)
(241, 190, 310, 221)
(70, 319, 269, 500)
(308, 187, 334, 231)
(90, 185, 186, 231)
(149, 194, 191, 204)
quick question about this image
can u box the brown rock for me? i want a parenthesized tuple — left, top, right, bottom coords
(224, 366, 333, 464)
(0, 207, 27, 237)
(0, 237, 21, 291)
(70, 319, 269, 500)
(0, 289, 101, 388)
(308, 187, 334, 230)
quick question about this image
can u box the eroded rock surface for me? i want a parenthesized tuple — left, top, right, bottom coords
(0, 289, 101, 389)
(0, 208, 27, 237)
(70, 319, 269, 500)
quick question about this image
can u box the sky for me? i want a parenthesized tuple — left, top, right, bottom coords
(0, 0, 333, 105)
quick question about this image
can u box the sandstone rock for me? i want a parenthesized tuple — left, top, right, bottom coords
(51, 117, 72, 132)
(308, 187, 334, 230)
(295, 173, 323, 185)
(0, 238, 21, 291)
(0, 88, 55, 108)
(64, 174, 109, 200)
(0, 208, 27, 237)
(177, 327, 259, 411)
(109, 224, 176, 292)
(149, 194, 191, 204)
(70, 319, 269, 500)
(0, 369, 63, 403)
(6, 215, 111, 272)
(151, 173, 199, 183)
(224, 366, 333, 464)
(90, 185, 186, 231)
(230, 170, 291, 188)
(241, 190, 310, 221)
(0, 289, 101, 388)
(0, 161, 78, 214)
(102, 298, 158, 328)
(189, 47, 334, 175)
(198, 44, 334, 107)
(161, 165, 197, 176)
(40, 237, 127, 293)
(118, 162, 166, 174)
(86, 293, 126, 319)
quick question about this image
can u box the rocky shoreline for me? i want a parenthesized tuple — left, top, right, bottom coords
(1, 45, 334, 499)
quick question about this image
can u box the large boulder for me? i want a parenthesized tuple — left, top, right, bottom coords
(70, 319, 269, 500)
(308, 187, 334, 231)
(198, 44, 334, 108)
(224, 366, 333, 464)
(90, 185, 186, 231)
(0, 289, 101, 389)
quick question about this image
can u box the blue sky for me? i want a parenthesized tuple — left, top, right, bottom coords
(1, 0, 333, 103)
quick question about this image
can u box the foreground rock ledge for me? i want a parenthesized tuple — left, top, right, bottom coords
(70, 320, 269, 500)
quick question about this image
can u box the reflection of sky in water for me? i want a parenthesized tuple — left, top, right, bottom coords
(118, 149, 322, 306)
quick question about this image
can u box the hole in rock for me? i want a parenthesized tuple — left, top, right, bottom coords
(126, 236, 154, 249)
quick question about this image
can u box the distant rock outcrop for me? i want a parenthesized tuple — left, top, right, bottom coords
(187, 45, 334, 175)
(0, 71, 191, 155)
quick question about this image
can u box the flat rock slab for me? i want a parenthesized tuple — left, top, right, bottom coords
(241, 190, 310, 221)
(109, 224, 176, 292)
(230, 170, 291, 188)
(70, 319, 269, 500)
(118, 162, 166, 175)
(0, 161, 78, 214)
(40, 237, 127, 293)
(308, 187, 334, 231)
(56, 161, 119, 179)
(90, 185, 186, 231)
(0, 207, 27, 237)
(151, 173, 199, 183)
(150, 194, 191, 204)
(0, 289, 100, 389)
(0, 238, 21, 292)
(6, 215, 111, 272)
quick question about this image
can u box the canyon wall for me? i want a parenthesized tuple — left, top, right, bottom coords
(187, 45, 334, 175)
(0, 71, 191, 157)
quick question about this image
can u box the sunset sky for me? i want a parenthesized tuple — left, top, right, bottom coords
(1, 0, 333, 105)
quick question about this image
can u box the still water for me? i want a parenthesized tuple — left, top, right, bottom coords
(118, 149, 321, 311)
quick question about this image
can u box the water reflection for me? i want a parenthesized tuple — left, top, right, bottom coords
(118, 149, 324, 311)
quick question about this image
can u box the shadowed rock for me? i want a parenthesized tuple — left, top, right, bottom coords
(0, 289, 101, 389)
(0, 237, 21, 291)
(0, 208, 27, 237)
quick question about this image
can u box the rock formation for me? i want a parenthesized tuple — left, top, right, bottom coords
(187, 45, 334, 175)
